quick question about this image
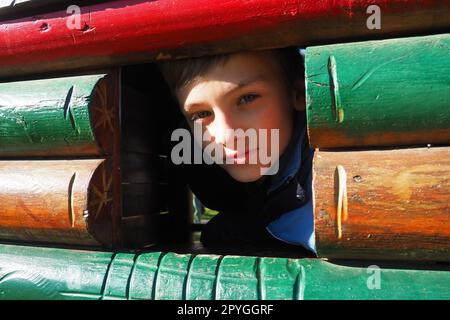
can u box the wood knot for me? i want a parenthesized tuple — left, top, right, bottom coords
(39, 22, 49, 32)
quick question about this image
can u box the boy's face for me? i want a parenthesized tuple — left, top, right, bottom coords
(176, 51, 304, 182)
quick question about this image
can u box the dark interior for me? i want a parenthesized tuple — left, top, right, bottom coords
(120, 63, 192, 249)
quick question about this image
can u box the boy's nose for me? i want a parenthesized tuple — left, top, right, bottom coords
(208, 111, 237, 147)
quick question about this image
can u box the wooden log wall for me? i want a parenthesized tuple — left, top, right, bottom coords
(0, 1, 448, 261)
(305, 33, 450, 149)
(0, 71, 123, 247)
(0, 65, 191, 249)
(305, 32, 450, 262)
(313, 147, 450, 262)
(1, 0, 450, 79)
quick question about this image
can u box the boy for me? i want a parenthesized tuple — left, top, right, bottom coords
(159, 47, 315, 255)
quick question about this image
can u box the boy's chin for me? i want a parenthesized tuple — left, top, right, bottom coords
(221, 164, 265, 183)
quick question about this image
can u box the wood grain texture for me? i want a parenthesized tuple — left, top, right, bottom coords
(0, 159, 116, 246)
(0, 244, 449, 300)
(313, 147, 450, 261)
(305, 33, 450, 148)
(0, 67, 179, 249)
(1, 0, 450, 79)
(0, 72, 119, 157)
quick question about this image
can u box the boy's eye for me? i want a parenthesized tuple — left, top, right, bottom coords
(191, 111, 211, 121)
(238, 94, 259, 106)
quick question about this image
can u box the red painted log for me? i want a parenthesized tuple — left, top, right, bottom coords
(1, 0, 450, 79)
(313, 147, 450, 262)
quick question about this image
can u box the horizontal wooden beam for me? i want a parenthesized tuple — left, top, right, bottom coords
(0, 244, 449, 299)
(0, 72, 119, 157)
(1, 0, 449, 79)
(0, 159, 114, 246)
(313, 147, 450, 262)
(305, 33, 450, 149)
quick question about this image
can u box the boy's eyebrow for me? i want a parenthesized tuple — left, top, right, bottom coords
(184, 75, 266, 111)
(224, 74, 267, 98)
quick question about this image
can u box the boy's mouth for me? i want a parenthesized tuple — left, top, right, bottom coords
(223, 148, 259, 164)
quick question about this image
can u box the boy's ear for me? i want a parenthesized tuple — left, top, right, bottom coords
(292, 79, 306, 112)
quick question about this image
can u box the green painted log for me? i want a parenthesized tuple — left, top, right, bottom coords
(0, 243, 449, 300)
(0, 73, 118, 157)
(305, 33, 450, 148)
